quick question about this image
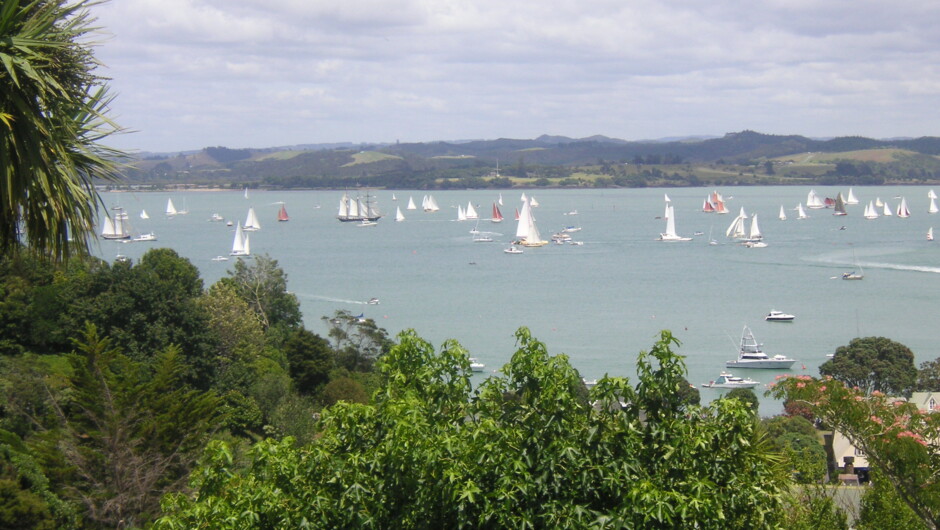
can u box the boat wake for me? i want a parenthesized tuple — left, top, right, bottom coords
(858, 262, 940, 274)
(299, 294, 370, 305)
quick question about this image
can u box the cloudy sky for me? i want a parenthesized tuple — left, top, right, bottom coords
(92, 1, 940, 153)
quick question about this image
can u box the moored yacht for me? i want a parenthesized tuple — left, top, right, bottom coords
(702, 372, 759, 389)
(726, 325, 796, 369)
(764, 310, 795, 322)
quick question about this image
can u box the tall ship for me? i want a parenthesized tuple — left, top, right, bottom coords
(337, 191, 382, 222)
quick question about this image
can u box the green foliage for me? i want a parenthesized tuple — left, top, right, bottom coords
(0, 478, 55, 530)
(0, 0, 125, 262)
(857, 470, 927, 530)
(725, 387, 759, 414)
(320, 376, 368, 406)
(780, 486, 848, 530)
(915, 357, 940, 392)
(321, 310, 394, 372)
(819, 336, 917, 397)
(0, 436, 78, 529)
(220, 255, 301, 332)
(771, 375, 940, 528)
(283, 327, 333, 395)
(156, 328, 786, 528)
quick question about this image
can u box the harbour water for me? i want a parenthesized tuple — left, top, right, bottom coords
(97, 186, 940, 416)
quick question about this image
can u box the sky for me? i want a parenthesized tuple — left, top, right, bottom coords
(91, 0, 940, 154)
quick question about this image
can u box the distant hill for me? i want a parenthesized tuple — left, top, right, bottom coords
(118, 131, 940, 189)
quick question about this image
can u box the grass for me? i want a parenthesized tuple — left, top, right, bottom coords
(342, 151, 402, 167)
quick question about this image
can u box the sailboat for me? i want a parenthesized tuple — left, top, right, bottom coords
(725, 207, 748, 240)
(244, 187, 249, 199)
(863, 201, 879, 219)
(657, 205, 691, 241)
(515, 198, 546, 247)
(244, 207, 261, 231)
(456, 205, 467, 222)
(845, 188, 859, 205)
(395, 206, 405, 222)
(406, 196, 417, 210)
(833, 193, 847, 216)
(842, 252, 863, 280)
(928, 227, 934, 241)
(423, 195, 440, 212)
(230, 222, 250, 257)
(806, 189, 825, 209)
(338, 192, 382, 221)
(491, 203, 503, 223)
(100, 209, 130, 240)
(392, 193, 397, 201)
(796, 203, 808, 220)
(897, 197, 911, 218)
(928, 190, 938, 214)
(465, 202, 479, 220)
(882, 201, 893, 216)
(277, 204, 289, 222)
(140, 209, 150, 220)
(176, 198, 189, 215)
(743, 214, 766, 247)
(778, 205, 786, 221)
(875, 197, 884, 207)
(498, 193, 503, 206)
(166, 198, 177, 217)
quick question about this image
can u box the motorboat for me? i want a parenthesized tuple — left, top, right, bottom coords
(504, 246, 523, 254)
(367, 298, 380, 305)
(725, 325, 796, 369)
(764, 310, 795, 322)
(133, 232, 157, 242)
(211, 256, 229, 262)
(469, 358, 485, 372)
(702, 371, 759, 389)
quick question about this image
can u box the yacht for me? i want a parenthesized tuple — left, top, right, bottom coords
(701, 372, 759, 389)
(764, 310, 795, 322)
(469, 358, 485, 372)
(725, 325, 796, 369)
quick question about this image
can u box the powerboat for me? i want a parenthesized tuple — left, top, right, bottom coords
(504, 246, 523, 254)
(764, 310, 795, 322)
(469, 358, 485, 372)
(726, 325, 796, 369)
(367, 298, 380, 305)
(702, 371, 759, 389)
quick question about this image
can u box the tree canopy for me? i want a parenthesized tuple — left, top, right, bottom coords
(819, 336, 917, 397)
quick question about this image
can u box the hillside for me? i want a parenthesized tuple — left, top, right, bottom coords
(118, 131, 940, 189)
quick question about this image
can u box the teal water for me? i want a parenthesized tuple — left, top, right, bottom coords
(97, 187, 940, 415)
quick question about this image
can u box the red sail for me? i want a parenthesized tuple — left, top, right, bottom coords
(277, 204, 289, 222)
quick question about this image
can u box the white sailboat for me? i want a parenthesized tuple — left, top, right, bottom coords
(796, 203, 808, 220)
(166, 198, 177, 216)
(230, 222, 250, 257)
(875, 197, 884, 208)
(928, 227, 934, 241)
(100, 210, 130, 240)
(725, 207, 748, 239)
(243, 207, 261, 231)
(140, 209, 150, 220)
(456, 205, 467, 221)
(465, 202, 479, 220)
(406, 196, 417, 210)
(530, 197, 539, 207)
(658, 205, 691, 241)
(515, 198, 546, 247)
(897, 197, 911, 218)
(806, 189, 825, 209)
(424, 195, 440, 212)
(395, 206, 405, 222)
(743, 214, 766, 247)
(244, 187, 249, 199)
(863, 201, 879, 219)
(845, 188, 859, 205)
(392, 193, 397, 201)
(778, 205, 786, 221)
(928, 191, 938, 214)
(882, 201, 892, 216)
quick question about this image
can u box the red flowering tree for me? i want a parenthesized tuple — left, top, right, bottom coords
(770, 375, 940, 529)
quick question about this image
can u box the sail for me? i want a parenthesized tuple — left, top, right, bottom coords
(457, 205, 466, 221)
(515, 200, 531, 239)
(864, 201, 879, 219)
(426, 195, 439, 212)
(530, 197, 539, 207)
(466, 202, 478, 219)
(140, 210, 149, 219)
(338, 193, 350, 218)
(833, 193, 847, 215)
(797, 203, 807, 219)
(897, 197, 911, 218)
(846, 188, 859, 204)
(748, 214, 761, 240)
(715, 198, 728, 214)
(882, 202, 892, 216)
(349, 198, 361, 218)
(101, 215, 116, 238)
(703, 198, 715, 212)
(664, 205, 677, 237)
(806, 189, 824, 209)
(277, 204, 289, 222)
(778, 205, 786, 220)
(166, 199, 177, 216)
(875, 197, 884, 207)
(498, 193, 503, 206)
(395, 206, 405, 222)
(929, 227, 934, 241)
(244, 187, 249, 199)
(726, 207, 747, 238)
(244, 207, 261, 231)
(407, 196, 417, 210)
(231, 222, 249, 256)
(492, 203, 503, 222)
(929, 196, 939, 214)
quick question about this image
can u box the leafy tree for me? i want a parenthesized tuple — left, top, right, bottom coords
(197, 282, 265, 390)
(725, 387, 759, 413)
(220, 255, 301, 332)
(283, 327, 333, 396)
(1, 0, 124, 261)
(321, 310, 394, 372)
(771, 375, 940, 529)
(820, 337, 917, 397)
(155, 329, 786, 528)
(780, 485, 848, 530)
(857, 470, 927, 530)
(9, 324, 223, 528)
(915, 357, 940, 391)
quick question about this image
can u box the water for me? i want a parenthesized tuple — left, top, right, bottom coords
(97, 187, 940, 416)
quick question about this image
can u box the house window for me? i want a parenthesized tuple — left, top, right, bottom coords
(854, 447, 866, 457)
(930, 398, 936, 410)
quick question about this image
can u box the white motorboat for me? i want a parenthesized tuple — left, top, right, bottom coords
(211, 256, 229, 262)
(764, 310, 795, 322)
(469, 358, 485, 372)
(726, 325, 796, 369)
(702, 372, 759, 389)
(504, 245, 523, 254)
(367, 298, 380, 305)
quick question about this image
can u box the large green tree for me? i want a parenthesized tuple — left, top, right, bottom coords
(820, 336, 917, 397)
(1, 0, 124, 261)
(156, 329, 785, 528)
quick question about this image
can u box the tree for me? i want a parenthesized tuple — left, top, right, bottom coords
(283, 327, 333, 395)
(915, 358, 940, 391)
(819, 337, 917, 397)
(220, 255, 301, 332)
(155, 329, 786, 528)
(321, 310, 394, 372)
(1, 0, 124, 261)
(771, 375, 940, 529)
(725, 387, 759, 413)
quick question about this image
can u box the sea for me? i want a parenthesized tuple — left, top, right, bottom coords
(96, 186, 940, 416)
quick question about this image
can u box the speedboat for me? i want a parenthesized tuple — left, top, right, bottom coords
(702, 371, 759, 389)
(725, 325, 796, 369)
(469, 358, 485, 372)
(211, 256, 229, 262)
(367, 298, 380, 305)
(764, 310, 795, 322)
(504, 246, 523, 254)
(133, 232, 157, 242)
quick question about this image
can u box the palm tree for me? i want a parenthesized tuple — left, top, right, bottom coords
(1, 0, 124, 262)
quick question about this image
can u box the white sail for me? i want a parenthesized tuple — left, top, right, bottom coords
(244, 207, 261, 231)
(166, 199, 177, 216)
(407, 196, 417, 210)
(845, 188, 859, 204)
(338, 193, 350, 218)
(395, 206, 405, 222)
(520, 192, 527, 203)
(515, 200, 531, 240)
(230, 222, 249, 256)
(748, 214, 762, 240)
(456, 205, 466, 221)
(498, 193, 503, 206)
(778, 205, 786, 221)
(882, 202, 892, 216)
(897, 197, 911, 218)
(140, 210, 149, 219)
(797, 203, 807, 220)
(244, 187, 249, 199)
(930, 189, 938, 200)
(530, 197, 539, 207)
(425, 195, 440, 212)
(875, 197, 884, 207)
(864, 201, 879, 219)
(659, 205, 691, 241)
(392, 193, 397, 201)
(929, 196, 939, 214)
(725, 207, 747, 238)
(101, 215, 116, 238)
(929, 227, 934, 241)
(806, 189, 824, 209)
(466, 202, 478, 219)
